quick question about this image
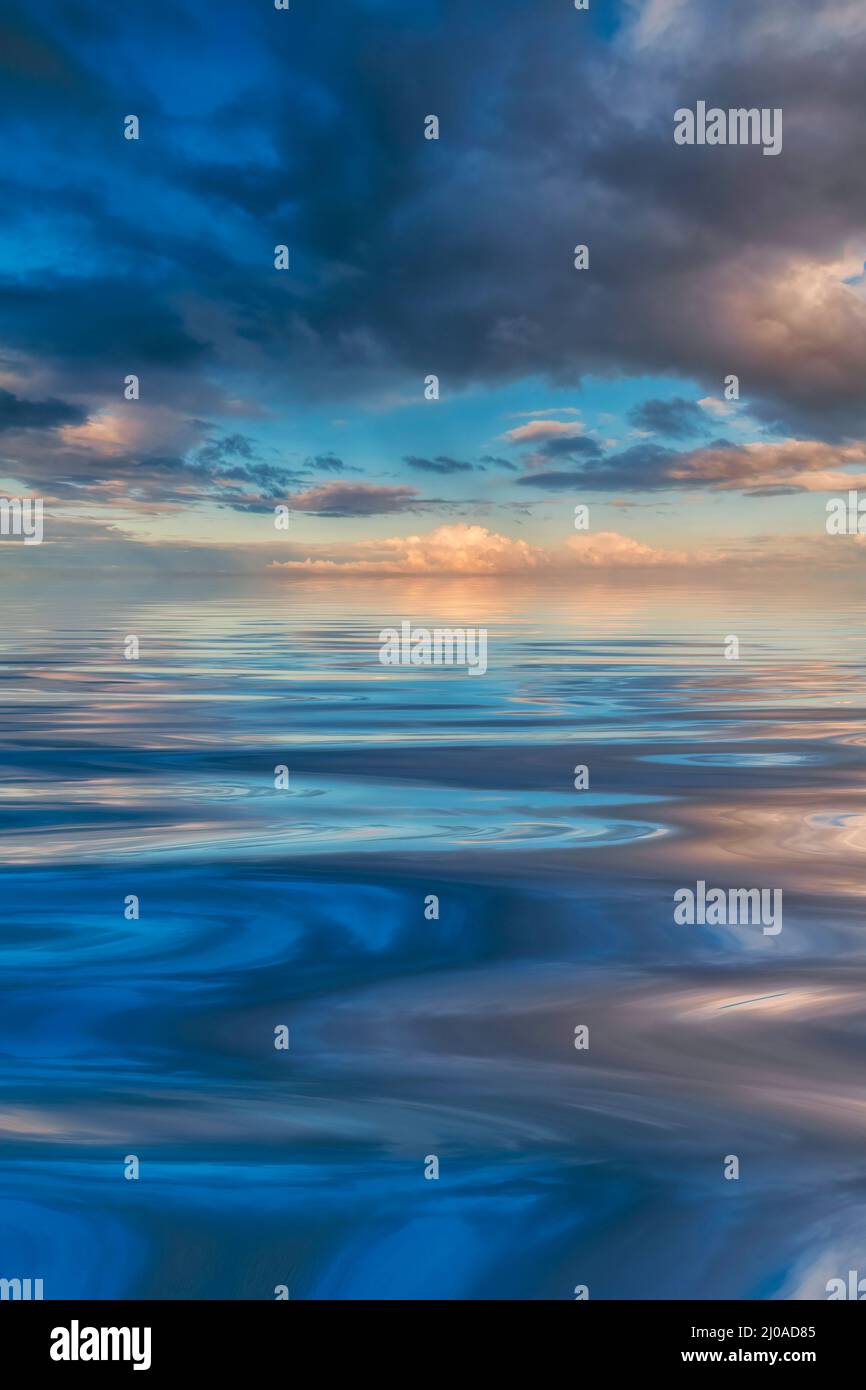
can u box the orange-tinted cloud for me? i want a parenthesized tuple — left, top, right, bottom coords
(500, 420, 587, 444)
(272, 523, 687, 574)
(671, 438, 866, 492)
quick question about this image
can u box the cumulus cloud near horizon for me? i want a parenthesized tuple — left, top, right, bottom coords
(270, 523, 689, 575)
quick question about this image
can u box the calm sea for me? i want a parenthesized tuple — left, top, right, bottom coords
(1, 573, 864, 1298)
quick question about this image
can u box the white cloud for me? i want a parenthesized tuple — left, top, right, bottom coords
(272, 523, 687, 574)
(697, 396, 734, 417)
(565, 531, 689, 566)
(500, 420, 586, 444)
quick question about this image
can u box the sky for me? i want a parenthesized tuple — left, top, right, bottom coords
(0, 0, 865, 575)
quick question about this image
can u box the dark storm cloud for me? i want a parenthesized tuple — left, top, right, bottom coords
(306, 454, 347, 473)
(287, 483, 422, 517)
(747, 486, 805, 497)
(0, 388, 87, 432)
(195, 434, 255, 466)
(0, 277, 207, 366)
(169, 0, 862, 437)
(480, 455, 518, 471)
(534, 434, 605, 460)
(187, 434, 306, 498)
(515, 435, 866, 494)
(516, 444, 680, 492)
(627, 398, 708, 439)
(404, 455, 474, 475)
(0, 0, 864, 513)
(0, 432, 303, 511)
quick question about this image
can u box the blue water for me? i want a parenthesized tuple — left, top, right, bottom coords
(2, 575, 865, 1298)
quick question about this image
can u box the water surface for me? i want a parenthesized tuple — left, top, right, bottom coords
(1, 575, 865, 1299)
